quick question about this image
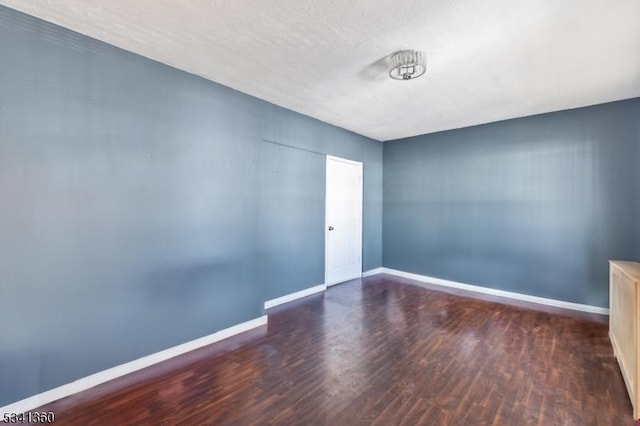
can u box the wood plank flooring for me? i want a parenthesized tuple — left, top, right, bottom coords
(37, 274, 633, 425)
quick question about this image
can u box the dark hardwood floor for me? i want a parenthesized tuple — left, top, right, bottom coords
(37, 274, 632, 425)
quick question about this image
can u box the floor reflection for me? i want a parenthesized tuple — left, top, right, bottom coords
(42, 275, 631, 425)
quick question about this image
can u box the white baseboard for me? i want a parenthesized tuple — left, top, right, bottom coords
(377, 267, 609, 315)
(362, 268, 383, 277)
(264, 284, 326, 310)
(0, 315, 268, 416)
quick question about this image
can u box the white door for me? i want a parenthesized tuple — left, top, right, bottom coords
(325, 155, 363, 286)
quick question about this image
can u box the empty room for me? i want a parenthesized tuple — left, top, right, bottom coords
(1, 0, 639, 424)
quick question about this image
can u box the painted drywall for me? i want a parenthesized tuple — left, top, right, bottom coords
(0, 5, 382, 405)
(384, 98, 640, 308)
(258, 142, 325, 300)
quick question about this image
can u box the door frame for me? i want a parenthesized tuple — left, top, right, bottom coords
(324, 155, 364, 287)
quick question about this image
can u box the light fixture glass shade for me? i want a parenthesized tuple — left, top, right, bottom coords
(389, 50, 426, 80)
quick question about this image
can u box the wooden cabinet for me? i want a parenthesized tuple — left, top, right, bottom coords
(609, 260, 640, 420)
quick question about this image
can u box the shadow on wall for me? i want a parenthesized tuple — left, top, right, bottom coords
(146, 259, 240, 302)
(143, 257, 259, 325)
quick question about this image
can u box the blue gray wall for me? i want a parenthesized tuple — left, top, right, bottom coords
(384, 98, 640, 308)
(0, 6, 382, 405)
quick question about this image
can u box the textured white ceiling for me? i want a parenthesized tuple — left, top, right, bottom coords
(2, 0, 640, 141)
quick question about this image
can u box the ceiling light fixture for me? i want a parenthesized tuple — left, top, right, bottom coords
(389, 50, 427, 81)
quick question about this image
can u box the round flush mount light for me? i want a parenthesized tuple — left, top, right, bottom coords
(389, 50, 427, 80)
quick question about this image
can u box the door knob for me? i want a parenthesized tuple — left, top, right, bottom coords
(328, 226, 334, 231)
